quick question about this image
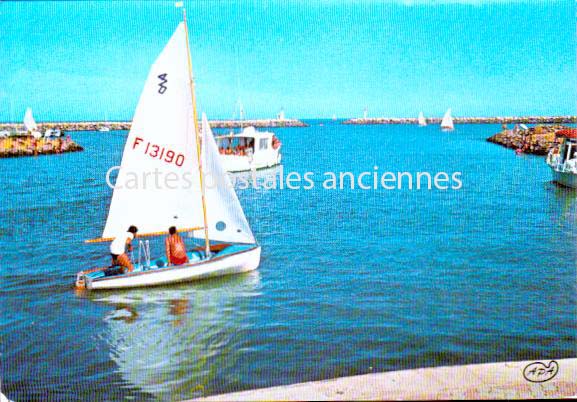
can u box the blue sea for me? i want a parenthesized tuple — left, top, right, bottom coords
(1, 121, 576, 401)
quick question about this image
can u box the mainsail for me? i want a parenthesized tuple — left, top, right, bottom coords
(23, 107, 37, 132)
(418, 111, 426, 126)
(441, 108, 454, 130)
(102, 23, 255, 245)
(103, 23, 203, 238)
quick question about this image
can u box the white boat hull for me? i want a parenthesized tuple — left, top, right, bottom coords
(550, 168, 577, 188)
(221, 153, 281, 172)
(83, 246, 261, 290)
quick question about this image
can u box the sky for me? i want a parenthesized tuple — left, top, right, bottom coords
(0, 0, 575, 121)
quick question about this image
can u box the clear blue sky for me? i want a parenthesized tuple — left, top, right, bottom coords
(0, 0, 575, 121)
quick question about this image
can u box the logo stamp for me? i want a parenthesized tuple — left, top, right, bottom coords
(158, 73, 168, 94)
(522, 360, 559, 383)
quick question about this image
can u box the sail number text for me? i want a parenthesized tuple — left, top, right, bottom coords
(133, 137, 185, 167)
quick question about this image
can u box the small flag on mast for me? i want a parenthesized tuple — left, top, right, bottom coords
(175, 1, 184, 7)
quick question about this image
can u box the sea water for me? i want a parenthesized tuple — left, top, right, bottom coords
(1, 121, 575, 401)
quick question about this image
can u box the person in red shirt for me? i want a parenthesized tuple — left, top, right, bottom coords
(165, 226, 189, 266)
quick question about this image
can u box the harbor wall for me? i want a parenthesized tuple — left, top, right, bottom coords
(0, 118, 307, 132)
(344, 115, 577, 125)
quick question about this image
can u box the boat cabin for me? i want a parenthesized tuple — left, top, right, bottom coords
(215, 126, 281, 172)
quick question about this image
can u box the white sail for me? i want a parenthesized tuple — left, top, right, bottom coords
(23, 107, 37, 132)
(200, 114, 255, 244)
(102, 23, 204, 238)
(418, 111, 427, 126)
(441, 108, 454, 130)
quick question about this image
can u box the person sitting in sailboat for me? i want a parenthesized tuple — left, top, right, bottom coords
(165, 226, 189, 266)
(110, 225, 138, 272)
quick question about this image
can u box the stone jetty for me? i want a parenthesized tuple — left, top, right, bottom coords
(0, 118, 307, 133)
(0, 136, 83, 158)
(191, 358, 576, 401)
(343, 115, 577, 125)
(487, 124, 567, 155)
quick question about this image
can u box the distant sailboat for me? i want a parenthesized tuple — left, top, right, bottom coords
(332, 114, 337, 121)
(23, 107, 42, 138)
(441, 108, 454, 131)
(363, 108, 368, 120)
(75, 16, 260, 290)
(100, 112, 111, 132)
(418, 111, 427, 126)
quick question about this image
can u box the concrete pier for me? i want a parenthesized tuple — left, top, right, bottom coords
(0, 118, 307, 133)
(344, 115, 577, 125)
(190, 358, 576, 401)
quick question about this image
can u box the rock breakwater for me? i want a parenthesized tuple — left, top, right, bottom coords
(0, 136, 83, 158)
(486, 125, 569, 155)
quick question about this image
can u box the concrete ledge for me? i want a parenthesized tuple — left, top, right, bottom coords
(191, 358, 576, 401)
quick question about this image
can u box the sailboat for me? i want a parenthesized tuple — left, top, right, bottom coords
(24, 107, 42, 138)
(440, 108, 454, 131)
(75, 16, 260, 290)
(99, 112, 111, 132)
(418, 111, 427, 126)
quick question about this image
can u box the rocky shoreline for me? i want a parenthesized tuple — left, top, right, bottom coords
(344, 116, 577, 125)
(0, 118, 307, 133)
(486, 125, 569, 155)
(0, 136, 83, 158)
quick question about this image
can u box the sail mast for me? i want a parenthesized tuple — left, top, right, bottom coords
(181, 6, 211, 257)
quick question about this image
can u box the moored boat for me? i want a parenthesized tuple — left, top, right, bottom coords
(546, 128, 577, 188)
(216, 126, 282, 172)
(75, 13, 260, 290)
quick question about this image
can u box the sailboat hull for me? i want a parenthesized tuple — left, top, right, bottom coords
(79, 245, 261, 290)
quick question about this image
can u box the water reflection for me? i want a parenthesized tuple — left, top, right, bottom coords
(88, 272, 261, 401)
(549, 182, 577, 224)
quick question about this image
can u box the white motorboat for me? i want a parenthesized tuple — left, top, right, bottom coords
(441, 108, 454, 131)
(76, 14, 260, 290)
(546, 129, 577, 188)
(44, 128, 62, 138)
(216, 126, 282, 172)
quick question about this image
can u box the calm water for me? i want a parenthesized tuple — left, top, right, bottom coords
(1, 121, 576, 401)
